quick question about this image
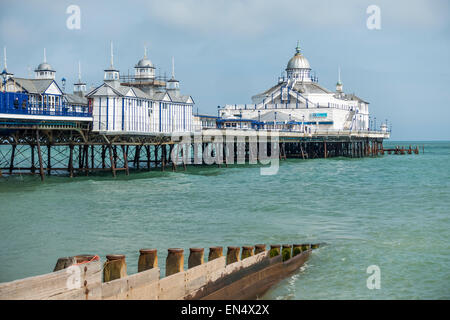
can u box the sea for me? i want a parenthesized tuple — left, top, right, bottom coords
(0, 140, 448, 299)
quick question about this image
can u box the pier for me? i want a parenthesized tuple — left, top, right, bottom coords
(0, 123, 393, 180)
(0, 243, 321, 300)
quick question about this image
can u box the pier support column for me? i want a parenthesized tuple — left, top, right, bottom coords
(103, 254, 127, 282)
(166, 248, 184, 276)
(9, 144, 16, 174)
(226, 246, 240, 265)
(47, 144, 52, 176)
(241, 246, 254, 260)
(138, 249, 158, 272)
(30, 144, 35, 175)
(208, 246, 223, 261)
(36, 130, 45, 181)
(108, 145, 116, 178)
(68, 144, 74, 178)
(146, 145, 151, 171)
(254, 244, 266, 255)
(122, 145, 129, 175)
(188, 248, 204, 269)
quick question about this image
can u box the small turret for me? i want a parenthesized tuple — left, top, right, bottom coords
(35, 48, 55, 80)
(74, 61, 86, 97)
(166, 56, 180, 96)
(104, 41, 120, 86)
(134, 46, 155, 80)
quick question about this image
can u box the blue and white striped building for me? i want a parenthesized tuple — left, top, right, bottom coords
(86, 46, 194, 134)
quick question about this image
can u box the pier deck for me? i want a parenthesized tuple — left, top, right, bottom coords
(0, 120, 393, 180)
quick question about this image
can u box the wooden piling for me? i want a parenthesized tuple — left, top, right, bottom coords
(226, 246, 240, 265)
(53, 255, 97, 272)
(138, 249, 158, 272)
(103, 254, 127, 282)
(208, 246, 223, 261)
(188, 248, 204, 269)
(241, 246, 254, 260)
(166, 248, 184, 276)
(282, 244, 292, 261)
(269, 244, 281, 257)
(254, 244, 266, 255)
(293, 244, 302, 257)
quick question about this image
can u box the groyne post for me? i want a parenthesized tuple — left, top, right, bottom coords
(254, 244, 266, 255)
(293, 244, 302, 257)
(166, 248, 184, 276)
(282, 244, 292, 261)
(241, 246, 254, 260)
(53, 255, 96, 271)
(103, 254, 127, 282)
(188, 248, 204, 269)
(208, 246, 223, 261)
(138, 249, 158, 272)
(269, 244, 281, 257)
(226, 246, 240, 265)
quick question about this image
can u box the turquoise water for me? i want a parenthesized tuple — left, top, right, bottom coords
(0, 141, 449, 299)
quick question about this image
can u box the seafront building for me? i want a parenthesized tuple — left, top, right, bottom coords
(0, 45, 194, 134)
(218, 42, 370, 133)
(87, 45, 194, 134)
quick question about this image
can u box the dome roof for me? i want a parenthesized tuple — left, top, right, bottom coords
(35, 62, 54, 72)
(135, 58, 153, 68)
(286, 43, 310, 70)
(287, 54, 310, 70)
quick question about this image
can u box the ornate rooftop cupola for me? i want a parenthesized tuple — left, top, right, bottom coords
(166, 56, 180, 95)
(35, 48, 56, 80)
(286, 41, 311, 82)
(134, 46, 155, 80)
(1, 47, 14, 82)
(104, 41, 120, 86)
(74, 61, 87, 97)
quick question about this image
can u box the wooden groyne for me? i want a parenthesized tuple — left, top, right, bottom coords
(0, 243, 321, 300)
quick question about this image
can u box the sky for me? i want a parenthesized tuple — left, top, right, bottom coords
(0, 0, 449, 140)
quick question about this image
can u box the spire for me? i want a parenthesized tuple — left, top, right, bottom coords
(43, 48, 47, 63)
(337, 66, 342, 85)
(295, 40, 301, 54)
(110, 41, 114, 68)
(78, 61, 82, 83)
(171, 56, 175, 79)
(144, 46, 147, 59)
(3, 47, 7, 70)
(336, 66, 343, 93)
